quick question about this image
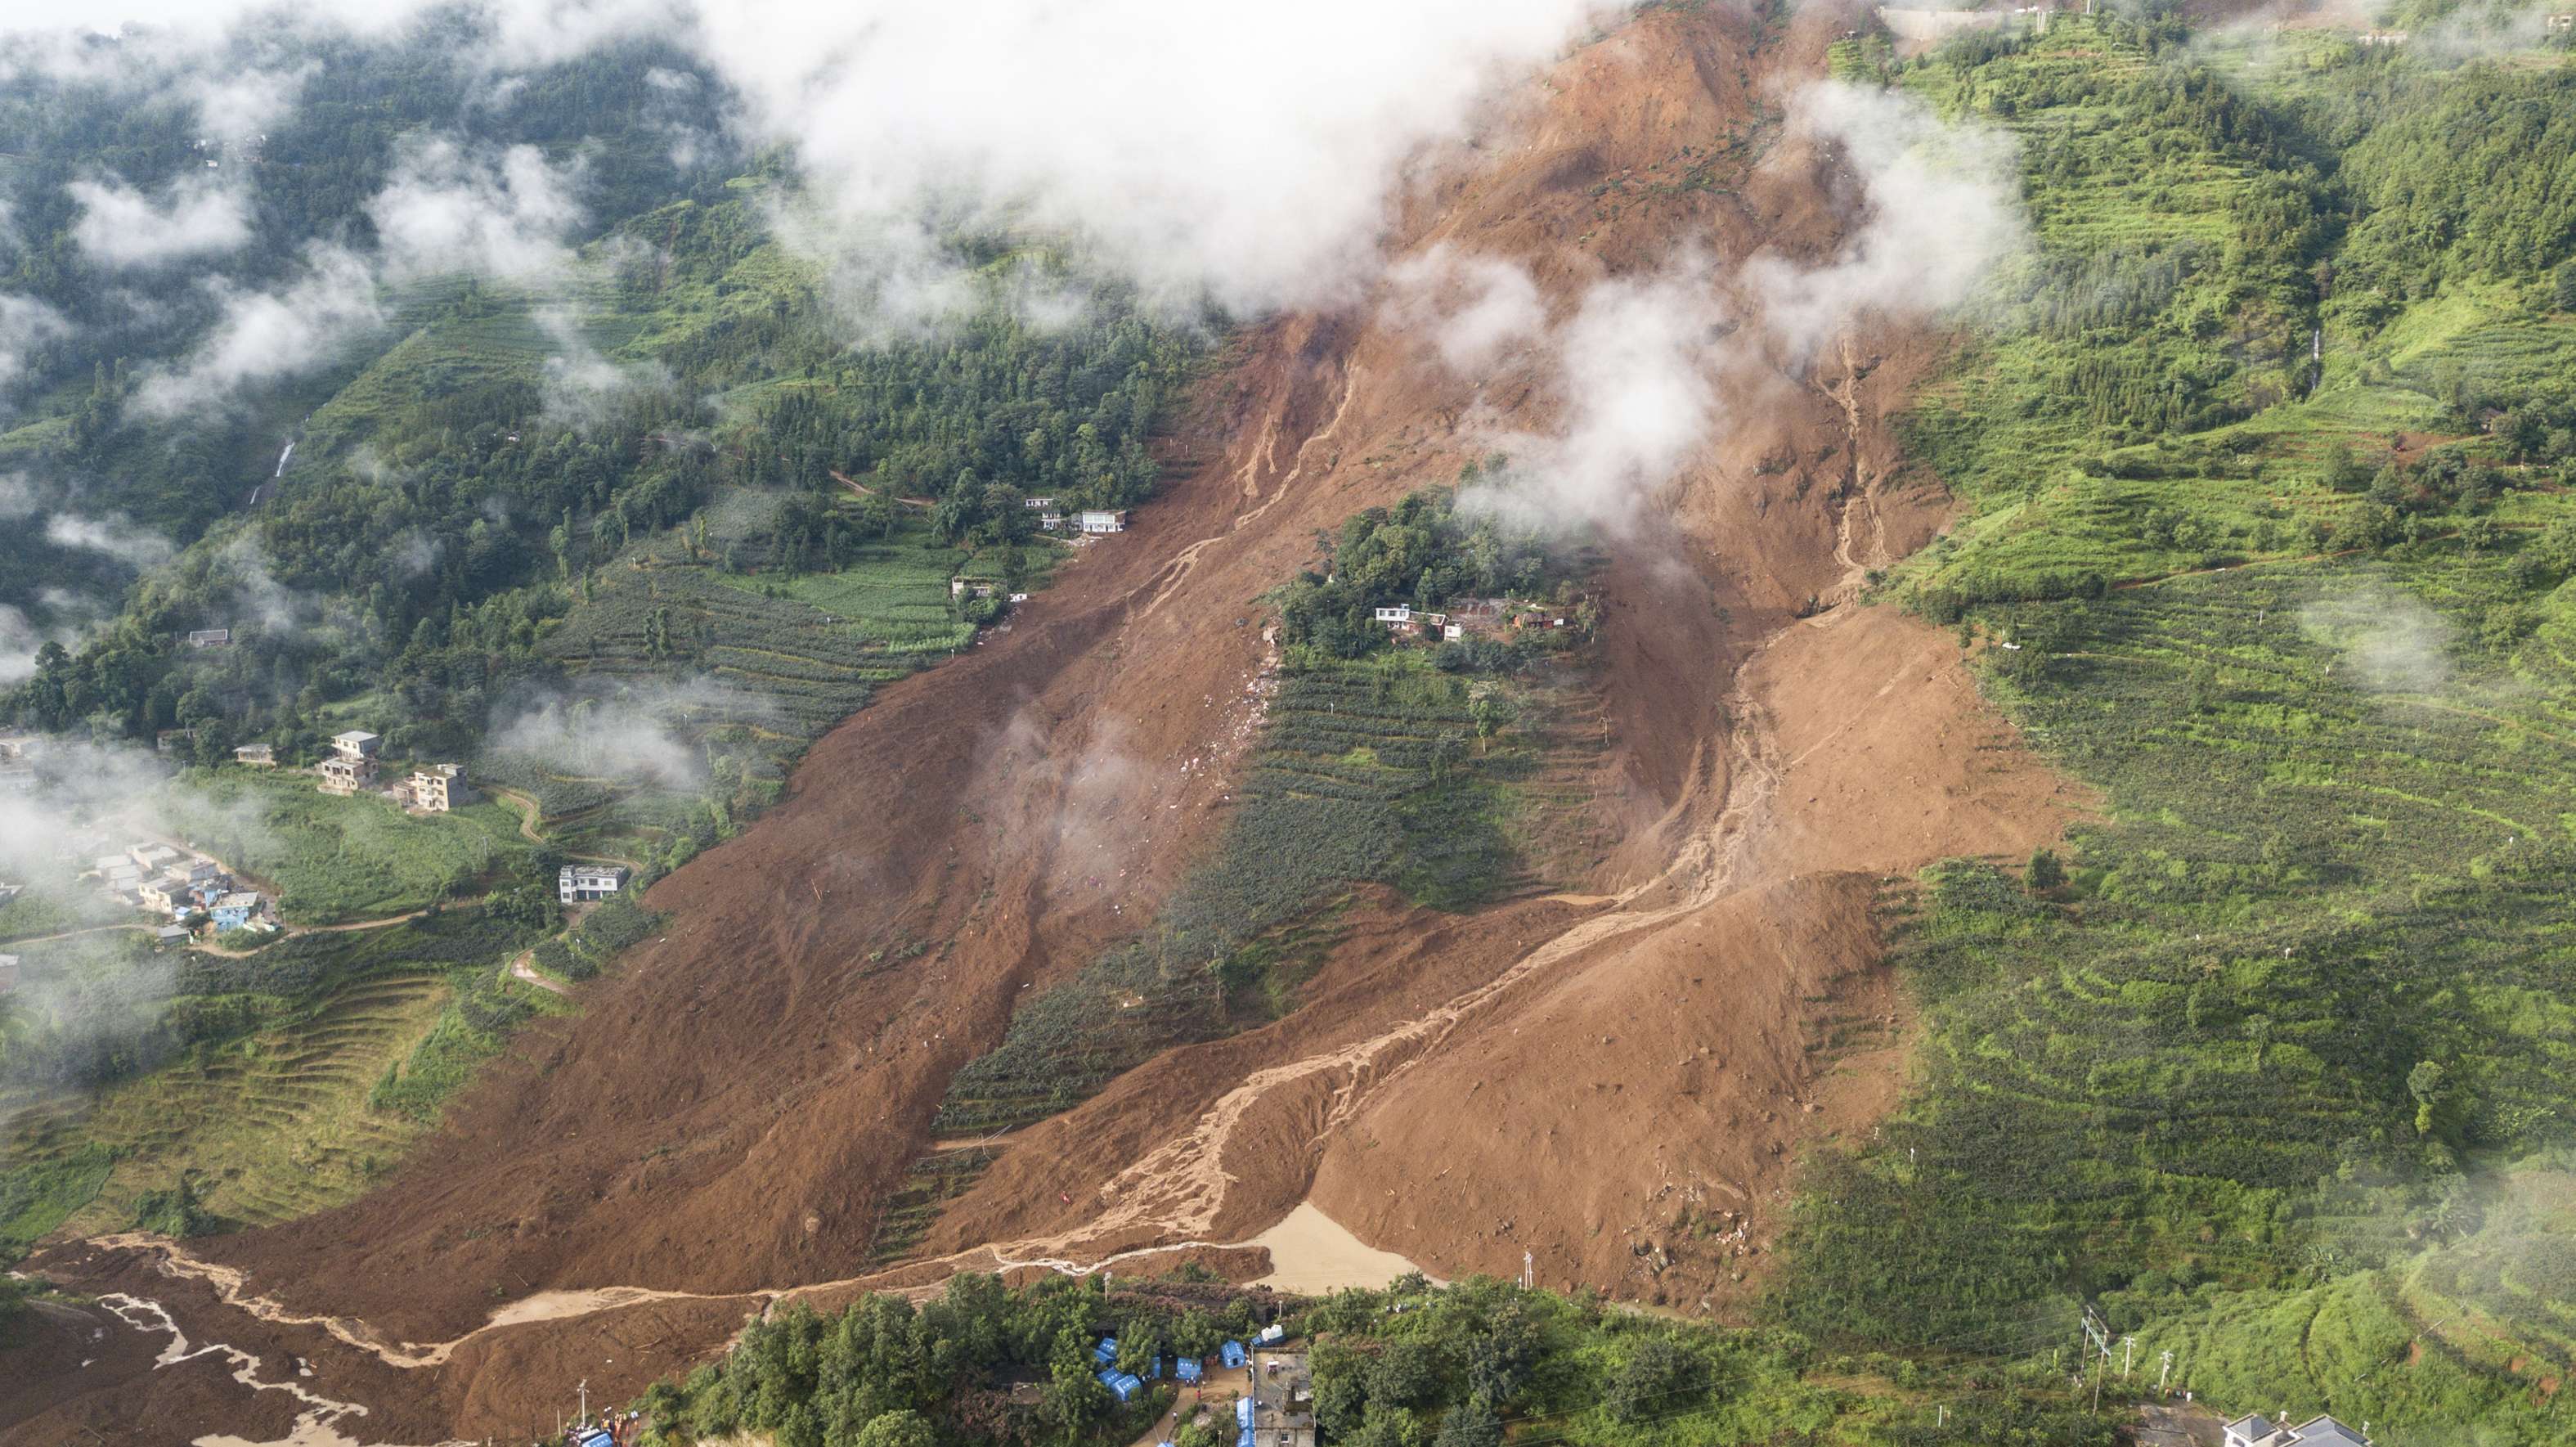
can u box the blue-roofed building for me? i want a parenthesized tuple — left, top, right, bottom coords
(1093, 1336, 1120, 1367)
(1096, 1369, 1141, 1403)
(1236, 1397, 1256, 1428)
(1176, 1357, 1203, 1384)
(1220, 1340, 1248, 1368)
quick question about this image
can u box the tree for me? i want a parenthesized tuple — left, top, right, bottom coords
(1604, 1337, 1703, 1424)
(1432, 1396, 1501, 1447)
(852, 1410, 935, 1447)
(2408, 1059, 2453, 1137)
(2555, 261, 2576, 312)
(2026, 847, 2066, 895)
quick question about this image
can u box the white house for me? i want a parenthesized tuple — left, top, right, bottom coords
(2224, 1415, 2371, 1447)
(1373, 606, 1414, 625)
(186, 627, 231, 648)
(559, 863, 631, 905)
(1078, 510, 1127, 534)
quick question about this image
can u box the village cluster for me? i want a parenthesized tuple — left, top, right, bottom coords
(1094, 1328, 1312, 1447)
(233, 728, 478, 816)
(1370, 596, 1573, 642)
(88, 838, 269, 943)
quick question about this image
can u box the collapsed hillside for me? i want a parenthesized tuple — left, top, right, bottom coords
(16, 2, 2087, 1438)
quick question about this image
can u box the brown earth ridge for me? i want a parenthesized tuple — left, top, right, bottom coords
(14, 2, 2093, 1440)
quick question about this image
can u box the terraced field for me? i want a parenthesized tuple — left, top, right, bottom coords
(3, 970, 451, 1238)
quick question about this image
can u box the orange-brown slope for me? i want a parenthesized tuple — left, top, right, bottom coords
(21, 2, 2086, 1438)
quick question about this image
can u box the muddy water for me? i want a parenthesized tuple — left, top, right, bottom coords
(1245, 1202, 1435, 1294)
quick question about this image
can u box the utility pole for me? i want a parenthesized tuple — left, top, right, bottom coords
(2123, 1335, 2136, 1377)
(577, 1380, 589, 1429)
(1522, 1251, 1533, 1290)
(2080, 1306, 2112, 1413)
(2158, 1350, 2174, 1397)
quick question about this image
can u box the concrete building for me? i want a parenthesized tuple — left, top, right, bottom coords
(1249, 1349, 1316, 1447)
(1077, 509, 1127, 534)
(402, 763, 474, 813)
(186, 627, 231, 648)
(559, 864, 631, 905)
(209, 892, 263, 931)
(2224, 1415, 2371, 1447)
(317, 730, 382, 796)
(235, 744, 276, 766)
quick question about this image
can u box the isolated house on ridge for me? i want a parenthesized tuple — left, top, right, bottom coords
(317, 730, 381, 795)
(559, 863, 630, 905)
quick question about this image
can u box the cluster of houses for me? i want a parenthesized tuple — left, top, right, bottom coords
(288, 730, 476, 814)
(1093, 1328, 1306, 1447)
(1021, 497, 1127, 535)
(92, 842, 271, 939)
(1371, 598, 1572, 644)
(2223, 1414, 2371, 1447)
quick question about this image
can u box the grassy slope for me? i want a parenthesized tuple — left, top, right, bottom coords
(0, 911, 546, 1249)
(1780, 19, 2576, 1438)
(160, 767, 531, 925)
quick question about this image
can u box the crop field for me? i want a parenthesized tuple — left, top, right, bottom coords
(864, 1146, 999, 1267)
(932, 647, 1609, 1140)
(0, 911, 536, 1247)
(160, 768, 529, 925)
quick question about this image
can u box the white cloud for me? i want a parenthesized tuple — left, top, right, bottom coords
(183, 63, 315, 142)
(536, 307, 671, 429)
(69, 172, 255, 269)
(1467, 258, 1731, 531)
(692, 0, 1618, 319)
(368, 137, 586, 284)
(1746, 81, 2026, 363)
(0, 294, 70, 392)
(133, 244, 384, 418)
(1386, 246, 1549, 375)
(44, 511, 175, 569)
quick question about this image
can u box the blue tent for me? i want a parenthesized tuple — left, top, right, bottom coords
(1219, 1340, 1248, 1368)
(1097, 1368, 1141, 1403)
(1144, 1355, 1161, 1381)
(1237, 1431, 1255, 1447)
(1176, 1357, 1203, 1384)
(1093, 1336, 1120, 1367)
(1236, 1396, 1256, 1428)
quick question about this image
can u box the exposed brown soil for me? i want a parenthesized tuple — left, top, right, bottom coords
(16, 2, 2092, 1440)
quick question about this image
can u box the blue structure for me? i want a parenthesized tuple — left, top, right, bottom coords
(1093, 1336, 1120, 1367)
(1176, 1356, 1203, 1384)
(1097, 1369, 1141, 1403)
(209, 894, 258, 930)
(1219, 1340, 1248, 1368)
(1237, 1434, 1254, 1447)
(1236, 1397, 1255, 1429)
(572, 1431, 613, 1447)
(1144, 1355, 1161, 1381)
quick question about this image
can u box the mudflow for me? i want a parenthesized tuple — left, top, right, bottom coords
(14, 3, 2089, 1441)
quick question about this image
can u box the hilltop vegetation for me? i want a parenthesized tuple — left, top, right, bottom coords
(637, 1270, 2111, 1447)
(1775, 7, 2576, 1439)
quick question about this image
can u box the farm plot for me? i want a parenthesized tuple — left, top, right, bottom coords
(159, 769, 527, 925)
(1786, 559, 2576, 1350)
(1, 912, 536, 1244)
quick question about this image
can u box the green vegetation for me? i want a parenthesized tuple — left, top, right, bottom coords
(636, 1271, 2112, 1447)
(159, 767, 528, 924)
(1775, 9, 2576, 1440)
(2, 910, 536, 1242)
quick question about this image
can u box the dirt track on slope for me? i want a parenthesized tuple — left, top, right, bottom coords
(13, 4, 2089, 1440)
